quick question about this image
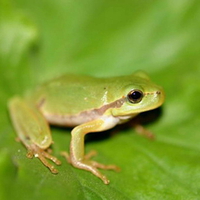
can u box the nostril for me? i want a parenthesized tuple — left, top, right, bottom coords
(156, 91, 161, 95)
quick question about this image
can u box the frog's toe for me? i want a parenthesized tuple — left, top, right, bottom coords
(84, 151, 120, 171)
(26, 145, 61, 174)
(69, 158, 120, 184)
(84, 150, 97, 160)
(90, 160, 120, 172)
(71, 160, 111, 184)
(60, 151, 71, 163)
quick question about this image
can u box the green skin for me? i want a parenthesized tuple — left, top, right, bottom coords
(8, 71, 165, 184)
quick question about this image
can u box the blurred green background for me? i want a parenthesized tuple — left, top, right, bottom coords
(1, 0, 200, 199)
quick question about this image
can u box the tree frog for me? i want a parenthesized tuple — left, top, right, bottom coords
(8, 71, 165, 184)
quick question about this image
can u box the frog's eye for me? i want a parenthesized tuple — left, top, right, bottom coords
(127, 90, 143, 103)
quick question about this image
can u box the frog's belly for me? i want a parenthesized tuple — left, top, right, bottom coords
(43, 109, 125, 127)
(38, 95, 127, 127)
(43, 110, 134, 128)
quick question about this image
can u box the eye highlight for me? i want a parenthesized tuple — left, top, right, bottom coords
(127, 90, 143, 103)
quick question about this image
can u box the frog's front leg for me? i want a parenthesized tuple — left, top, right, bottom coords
(67, 118, 120, 184)
(8, 97, 61, 173)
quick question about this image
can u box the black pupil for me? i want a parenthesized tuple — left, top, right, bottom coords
(131, 91, 142, 100)
(127, 90, 143, 103)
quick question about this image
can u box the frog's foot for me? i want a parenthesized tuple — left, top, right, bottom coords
(134, 124, 155, 140)
(61, 150, 120, 184)
(26, 144, 61, 174)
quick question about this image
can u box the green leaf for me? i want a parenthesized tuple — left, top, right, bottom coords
(1, 0, 200, 199)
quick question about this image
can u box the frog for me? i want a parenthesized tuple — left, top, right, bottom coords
(8, 71, 165, 184)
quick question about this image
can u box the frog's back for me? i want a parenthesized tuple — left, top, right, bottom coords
(28, 74, 121, 115)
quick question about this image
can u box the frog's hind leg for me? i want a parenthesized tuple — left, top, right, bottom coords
(8, 96, 61, 174)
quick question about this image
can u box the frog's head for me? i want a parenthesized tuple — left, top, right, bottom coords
(111, 74, 165, 117)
